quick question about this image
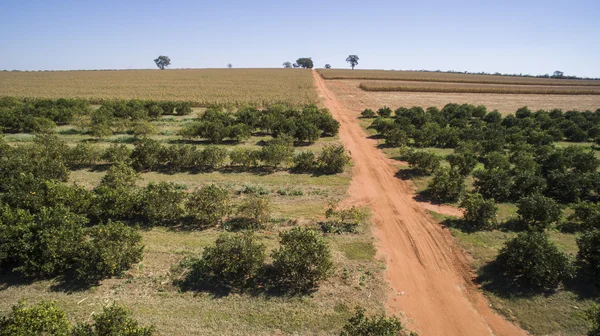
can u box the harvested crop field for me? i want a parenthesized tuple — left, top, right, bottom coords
(359, 80, 600, 95)
(0, 69, 317, 107)
(318, 69, 600, 86)
(325, 79, 600, 115)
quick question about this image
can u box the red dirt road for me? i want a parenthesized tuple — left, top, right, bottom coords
(313, 70, 527, 336)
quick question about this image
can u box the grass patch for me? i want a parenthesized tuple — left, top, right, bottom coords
(340, 242, 377, 261)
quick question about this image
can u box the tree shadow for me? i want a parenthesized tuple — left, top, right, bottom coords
(394, 168, 425, 180)
(476, 260, 554, 299)
(0, 269, 36, 290)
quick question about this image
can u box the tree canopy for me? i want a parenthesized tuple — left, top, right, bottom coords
(153, 55, 171, 70)
(295, 58, 314, 69)
(346, 55, 359, 70)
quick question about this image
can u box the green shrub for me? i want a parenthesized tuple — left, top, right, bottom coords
(377, 106, 392, 117)
(585, 304, 600, 336)
(340, 307, 407, 336)
(405, 150, 441, 175)
(92, 185, 139, 222)
(131, 138, 164, 171)
(99, 163, 139, 189)
(74, 221, 144, 284)
(517, 194, 561, 231)
(317, 144, 350, 174)
(235, 196, 271, 227)
(260, 136, 294, 167)
(102, 144, 132, 164)
(185, 185, 230, 227)
(66, 143, 102, 167)
(460, 193, 497, 231)
(199, 145, 228, 170)
(360, 109, 376, 118)
(569, 202, 600, 231)
(70, 304, 154, 336)
(383, 128, 408, 147)
(175, 102, 193, 115)
(496, 231, 573, 291)
(190, 233, 266, 290)
(426, 166, 465, 203)
(293, 151, 316, 173)
(230, 148, 261, 169)
(163, 144, 201, 171)
(447, 152, 477, 176)
(130, 121, 157, 136)
(576, 229, 600, 286)
(473, 167, 514, 202)
(0, 301, 70, 336)
(138, 182, 186, 225)
(322, 205, 369, 234)
(272, 227, 333, 292)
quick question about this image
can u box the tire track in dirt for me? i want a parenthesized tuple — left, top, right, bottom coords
(313, 70, 527, 336)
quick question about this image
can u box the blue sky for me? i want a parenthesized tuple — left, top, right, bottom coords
(1, 0, 599, 77)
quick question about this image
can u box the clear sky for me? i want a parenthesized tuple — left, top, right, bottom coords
(1, 0, 599, 77)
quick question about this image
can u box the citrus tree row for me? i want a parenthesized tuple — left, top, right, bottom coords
(0, 97, 193, 133)
(365, 103, 600, 296)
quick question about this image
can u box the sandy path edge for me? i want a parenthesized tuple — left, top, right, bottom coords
(313, 70, 527, 336)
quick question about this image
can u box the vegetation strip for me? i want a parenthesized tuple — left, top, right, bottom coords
(359, 83, 600, 95)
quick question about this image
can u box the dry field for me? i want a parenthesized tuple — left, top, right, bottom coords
(0, 69, 317, 107)
(359, 80, 600, 95)
(318, 69, 600, 86)
(324, 79, 600, 115)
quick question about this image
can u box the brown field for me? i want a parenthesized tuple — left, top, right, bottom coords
(325, 80, 600, 114)
(359, 80, 600, 95)
(318, 69, 600, 86)
(0, 69, 317, 107)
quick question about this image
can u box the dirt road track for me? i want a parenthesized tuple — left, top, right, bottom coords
(313, 70, 527, 336)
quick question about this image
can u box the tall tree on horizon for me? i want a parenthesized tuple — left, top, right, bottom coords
(154, 56, 171, 70)
(346, 55, 359, 70)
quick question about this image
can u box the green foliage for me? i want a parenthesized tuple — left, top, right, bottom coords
(345, 55, 359, 70)
(0, 205, 87, 278)
(138, 182, 186, 225)
(190, 233, 266, 290)
(199, 145, 228, 170)
(260, 135, 294, 167)
(293, 151, 317, 173)
(360, 109, 376, 118)
(496, 231, 573, 291)
(377, 106, 392, 117)
(383, 128, 408, 147)
(66, 142, 102, 167)
(272, 227, 333, 292)
(576, 229, 600, 286)
(517, 194, 561, 231)
(131, 138, 164, 171)
(405, 150, 441, 175)
(70, 304, 154, 336)
(99, 163, 139, 189)
(102, 144, 132, 164)
(460, 193, 498, 231)
(229, 147, 261, 168)
(322, 205, 369, 234)
(426, 166, 465, 202)
(74, 221, 144, 284)
(235, 196, 271, 227)
(473, 167, 514, 202)
(317, 144, 350, 174)
(295, 57, 314, 69)
(0, 301, 70, 336)
(185, 185, 230, 227)
(154, 55, 171, 70)
(569, 201, 600, 231)
(585, 304, 600, 336)
(340, 307, 406, 336)
(130, 121, 157, 136)
(447, 152, 477, 176)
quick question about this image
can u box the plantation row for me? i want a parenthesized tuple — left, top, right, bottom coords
(366, 103, 600, 295)
(51, 136, 349, 174)
(0, 300, 415, 336)
(358, 82, 600, 95)
(0, 97, 194, 133)
(0, 97, 341, 145)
